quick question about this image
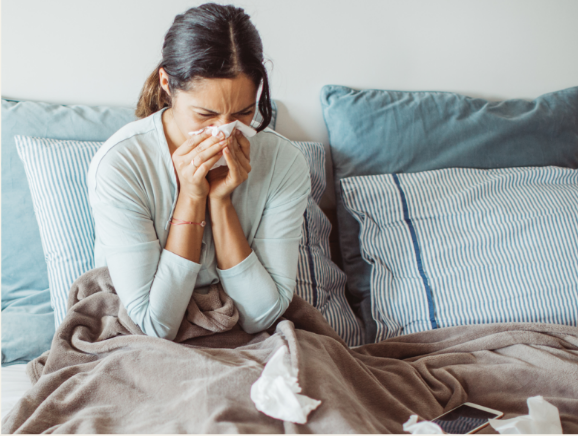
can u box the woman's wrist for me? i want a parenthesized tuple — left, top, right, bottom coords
(207, 194, 251, 270)
(207, 193, 232, 208)
(174, 192, 207, 222)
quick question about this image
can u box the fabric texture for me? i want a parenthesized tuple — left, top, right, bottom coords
(1, 98, 135, 366)
(320, 85, 578, 343)
(15, 136, 102, 328)
(341, 166, 578, 342)
(1, 289, 54, 366)
(88, 107, 311, 339)
(3, 266, 578, 433)
(1, 365, 32, 421)
(293, 142, 363, 347)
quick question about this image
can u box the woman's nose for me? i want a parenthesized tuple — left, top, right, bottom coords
(215, 115, 236, 126)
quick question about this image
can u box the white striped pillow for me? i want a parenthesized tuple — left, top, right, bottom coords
(15, 136, 363, 346)
(15, 136, 100, 326)
(341, 166, 578, 342)
(293, 142, 364, 347)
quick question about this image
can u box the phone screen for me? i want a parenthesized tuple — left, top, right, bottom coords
(432, 404, 500, 434)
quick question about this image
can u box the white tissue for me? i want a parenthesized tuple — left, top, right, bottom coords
(188, 121, 256, 170)
(250, 345, 321, 424)
(403, 415, 445, 434)
(488, 396, 563, 434)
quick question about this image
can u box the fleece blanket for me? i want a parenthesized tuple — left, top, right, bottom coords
(3, 266, 578, 433)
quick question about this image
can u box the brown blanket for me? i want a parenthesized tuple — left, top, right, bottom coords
(3, 267, 578, 433)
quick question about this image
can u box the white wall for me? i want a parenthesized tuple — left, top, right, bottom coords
(3, 0, 578, 206)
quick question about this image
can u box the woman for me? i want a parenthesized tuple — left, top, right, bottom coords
(87, 3, 310, 340)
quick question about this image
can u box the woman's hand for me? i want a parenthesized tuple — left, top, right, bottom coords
(207, 129, 252, 201)
(172, 130, 228, 201)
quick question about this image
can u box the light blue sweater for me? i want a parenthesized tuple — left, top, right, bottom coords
(87, 108, 310, 340)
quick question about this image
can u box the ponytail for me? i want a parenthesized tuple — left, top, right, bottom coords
(135, 64, 171, 119)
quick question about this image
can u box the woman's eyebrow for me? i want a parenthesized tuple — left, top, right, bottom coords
(233, 103, 256, 114)
(192, 103, 256, 114)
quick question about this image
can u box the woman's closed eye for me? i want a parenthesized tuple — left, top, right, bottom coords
(196, 110, 253, 118)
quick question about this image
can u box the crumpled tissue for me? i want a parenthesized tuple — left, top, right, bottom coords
(403, 415, 445, 434)
(189, 121, 257, 170)
(250, 345, 321, 424)
(489, 396, 563, 434)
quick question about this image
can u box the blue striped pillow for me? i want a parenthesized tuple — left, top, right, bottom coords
(341, 166, 578, 341)
(15, 136, 363, 346)
(293, 142, 363, 347)
(15, 136, 100, 326)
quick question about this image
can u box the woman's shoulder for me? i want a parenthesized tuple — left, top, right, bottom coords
(88, 112, 162, 190)
(249, 128, 311, 203)
(251, 127, 309, 174)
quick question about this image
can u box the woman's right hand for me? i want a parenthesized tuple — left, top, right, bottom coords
(172, 130, 228, 201)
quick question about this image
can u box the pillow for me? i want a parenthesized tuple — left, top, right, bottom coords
(15, 135, 363, 347)
(320, 85, 578, 343)
(340, 166, 578, 342)
(292, 141, 364, 347)
(15, 136, 103, 326)
(1, 98, 136, 365)
(1, 288, 55, 366)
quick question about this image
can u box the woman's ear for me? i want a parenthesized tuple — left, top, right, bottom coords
(159, 67, 171, 97)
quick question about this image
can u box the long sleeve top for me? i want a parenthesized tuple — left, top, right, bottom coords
(87, 107, 311, 340)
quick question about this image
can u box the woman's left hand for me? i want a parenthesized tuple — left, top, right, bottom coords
(207, 129, 252, 201)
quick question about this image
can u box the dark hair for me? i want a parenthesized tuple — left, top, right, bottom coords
(136, 3, 272, 132)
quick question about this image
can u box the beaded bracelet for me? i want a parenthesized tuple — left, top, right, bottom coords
(170, 218, 206, 227)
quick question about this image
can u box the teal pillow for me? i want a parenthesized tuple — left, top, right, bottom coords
(320, 85, 578, 343)
(1, 288, 54, 366)
(1, 99, 136, 365)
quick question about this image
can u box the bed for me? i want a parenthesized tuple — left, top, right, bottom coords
(2, 86, 578, 433)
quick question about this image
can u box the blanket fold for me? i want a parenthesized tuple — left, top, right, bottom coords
(3, 266, 578, 434)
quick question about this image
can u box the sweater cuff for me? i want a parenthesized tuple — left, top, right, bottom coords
(216, 250, 257, 278)
(159, 248, 203, 275)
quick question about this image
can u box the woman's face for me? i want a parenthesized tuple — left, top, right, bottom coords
(160, 69, 258, 141)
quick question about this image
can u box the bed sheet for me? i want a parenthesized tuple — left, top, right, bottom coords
(2, 364, 32, 420)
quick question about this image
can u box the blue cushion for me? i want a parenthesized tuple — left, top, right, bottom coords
(1, 99, 137, 364)
(15, 136, 104, 327)
(1, 288, 54, 366)
(293, 142, 363, 347)
(341, 166, 578, 342)
(320, 85, 578, 342)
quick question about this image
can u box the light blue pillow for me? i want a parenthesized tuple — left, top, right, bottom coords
(14, 135, 362, 346)
(341, 166, 578, 342)
(1, 288, 54, 366)
(2, 99, 136, 308)
(320, 85, 578, 343)
(15, 136, 103, 326)
(293, 142, 363, 347)
(2, 99, 136, 365)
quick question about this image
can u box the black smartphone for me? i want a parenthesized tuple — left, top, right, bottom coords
(431, 402, 504, 434)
